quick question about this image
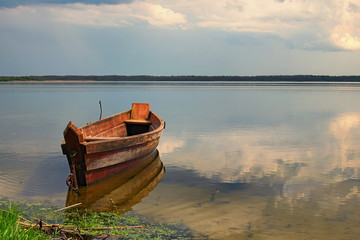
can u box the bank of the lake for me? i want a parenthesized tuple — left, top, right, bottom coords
(0, 198, 197, 239)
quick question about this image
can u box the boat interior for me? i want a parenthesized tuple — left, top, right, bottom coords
(81, 103, 156, 141)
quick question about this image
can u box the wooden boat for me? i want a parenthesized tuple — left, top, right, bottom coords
(66, 149, 165, 213)
(61, 103, 165, 190)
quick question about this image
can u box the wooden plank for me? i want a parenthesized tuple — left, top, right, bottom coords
(63, 121, 86, 186)
(84, 153, 149, 185)
(124, 119, 151, 125)
(63, 121, 84, 162)
(84, 138, 160, 171)
(83, 130, 163, 154)
(85, 136, 125, 142)
(93, 124, 127, 138)
(131, 103, 150, 120)
(81, 110, 130, 137)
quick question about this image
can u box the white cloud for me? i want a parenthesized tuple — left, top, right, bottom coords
(152, 0, 360, 50)
(132, 2, 187, 28)
(0, 0, 359, 50)
(0, 2, 187, 29)
(331, 0, 360, 50)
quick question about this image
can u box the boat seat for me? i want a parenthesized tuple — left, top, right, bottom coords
(130, 103, 150, 120)
(125, 103, 151, 136)
(124, 119, 151, 125)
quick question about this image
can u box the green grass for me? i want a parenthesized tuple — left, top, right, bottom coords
(0, 202, 50, 240)
(0, 198, 199, 239)
(63, 209, 196, 239)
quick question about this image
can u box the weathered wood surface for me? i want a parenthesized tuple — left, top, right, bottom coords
(81, 110, 130, 138)
(84, 150, 157, 185)
(130, 103, 150, 120)
(93, 124, 127, 138)
(63, 121, 86, 186)
(84, 138, 160, 171)
(82, 123, 163, 154)
(124, 119, 151, 125)
(62, 103, 165, 186)
(84, 136, 124, 142)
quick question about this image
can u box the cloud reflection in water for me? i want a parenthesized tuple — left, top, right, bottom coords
(160, 112, 360, 190)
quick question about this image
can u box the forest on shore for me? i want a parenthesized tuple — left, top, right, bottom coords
(1, 75, 360, 82)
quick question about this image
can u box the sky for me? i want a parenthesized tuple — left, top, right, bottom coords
(0, 0, 360, 76)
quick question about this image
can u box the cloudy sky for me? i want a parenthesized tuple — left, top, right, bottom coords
(0, 0, 360, 76)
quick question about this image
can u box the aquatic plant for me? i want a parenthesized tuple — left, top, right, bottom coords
(0, 198, 195, 239)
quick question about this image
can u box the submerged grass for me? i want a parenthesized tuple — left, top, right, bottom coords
(63, 209, 194, 239)
(0, 198, 198, 239)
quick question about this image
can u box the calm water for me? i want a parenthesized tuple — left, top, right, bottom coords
(1, 81, 360, 239)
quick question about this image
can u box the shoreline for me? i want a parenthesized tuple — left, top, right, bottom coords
(1, 75, 360, 82)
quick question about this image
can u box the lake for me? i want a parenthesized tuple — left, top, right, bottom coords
(1, 81, 360, 239)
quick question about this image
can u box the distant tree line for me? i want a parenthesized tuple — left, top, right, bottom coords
(0, 76, 43, 81)
(1, 75, 360, 82)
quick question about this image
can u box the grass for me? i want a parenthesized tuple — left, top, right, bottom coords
(0, 198, 199, 239)
(63, 209, 195, 239)
(0, 202, 50, 240)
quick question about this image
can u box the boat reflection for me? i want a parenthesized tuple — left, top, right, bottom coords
(65, 150, 164, 213)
